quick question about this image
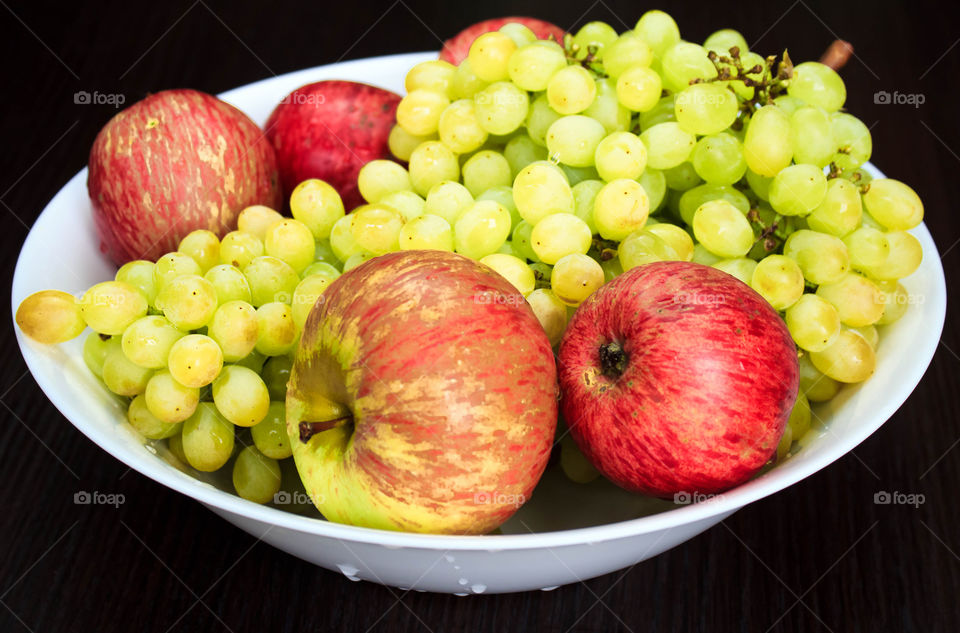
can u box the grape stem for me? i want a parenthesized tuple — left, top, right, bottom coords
(693, 46, 794, 119)
(565, 42, 607, 77)
(747, 207, 787, 254)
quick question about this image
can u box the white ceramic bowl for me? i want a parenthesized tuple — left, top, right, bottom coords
(12, 52, 947, 594)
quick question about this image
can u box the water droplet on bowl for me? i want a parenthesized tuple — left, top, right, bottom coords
(471, 583, 486, 594)
(336, 563, 360, 581)
(540, 585, 559, 592)
(454, 592, 469, 596)
(458, 578, 468, 585)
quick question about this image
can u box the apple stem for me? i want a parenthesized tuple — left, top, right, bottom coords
(299, 416, 352, 443)
(599, 342, 629, 379)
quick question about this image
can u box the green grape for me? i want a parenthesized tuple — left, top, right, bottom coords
(145, 370, 199, 424)
(644, 223, 694, 261)
(155, 274, 218, 330)
(787, 392, 812, 441)
(477, 186, 520, 226)
(712, 257, 757, 284)
(204, 264, 252, 305)
(468, 31, 516, 82)
(769, 164, 828, 216)
(798, 353, 840, 402)
(601, 257, 623, 282)
(604, 32, 654, 78)
(388, 124, 435, 162)
(816, 272, 884, 326)
(550, 254, 604, 306)
(843, 227, 890, 270)
(663, 161, 702, 192)
(513, 161, 575, 223)
(83, 332, 119, 378)
(474, 81, 529, 135)
(218, 232, 263, 270)
(876, 281, 910, 325)
(452, 58, 489, 99)
(380, 190, 425, 222)
(243, 256, 300, 306)
(773, 94, 804, 116)
(208, 300, 259, 362)
(396, 89, 449, 136)
(127, 394, 181, 440)
(789, 106, 835, 167)
(810, 329, 875, 383)
(572, 180, 603, 234)
(616, 65, 662, 112)
(178, 230, 220, 273)
(511, 221, 538, 261)
(703, 29, 748, 54)
(116, 260, 158, 307)
(546, 115, 607, 167)
(212, 365, 270, 427)
(167, 334, 223, 389)
(292, 272, 339, 330)
(349, 204, 403, 255)
(252, 401, 292, 460)
(807, 178, 862, 236)
(343, 253, 375, 271)
(79, 281, 148, 335)
(454, 200, 511, 259)
(572, 21, 618, 58)
(583, 77, 631, 134)
(530, 213, 592, 264)
(424, 181, 474, 224)
(234, 350, 267, 373)
(746, 169, 773, 201)
(750, 255, 805, 310)
(593, 178, 650, 241)
(675, 83, 738, 135)
(479, 253, 536, 295)
(661, 42, 716, 93)
(639, 122, 696, 170)
(547, 65, 597, 114)
(409, 141, 460, 196)
(289, 179, 345, 240)
(785, 294, 841, 352)
(525, 94, 562, 147)
(635, 10, 681, 58)
(302, 258, 339, 278)
(619, 230, 679, 270)
(849, 325, 879, 350)
(504, 134, 548, 178)
(102, 348, 153, 396)
(405, 59, 456, 98)
(121, 315, 184, 369)
(462, 150, 511, 196)
(788, 62, 846, 112)
(357, 159, 412, 203)
(232, 445, 282, 504)
(831, 112, 872, 171)
(639, 168, 667, 211)
(560, 164, 599, 186)
(862, 231, 922, 280)
(692, 200, 754, 258)
(691, 133, 746, 185)
(594, 131, 647, 182)
(783, 230, 849, 285)
(261, 355, 292, 401)
(438, 99, 488, 154)
(507, 40, 566, 91)
(263, 218, 315, 273)
(499, 22, 537, 47)
(862, 178, 924, 230)
(744, 105, 793, 177)
(398, 214, 454, 252)
(167, 433, 187, 464)
(639, 95, 677, 130)
(181, 402, 235, 472)
(255, 302, 297, 357)
(678, 184, 750, 226)
(154, 253, 203, 291)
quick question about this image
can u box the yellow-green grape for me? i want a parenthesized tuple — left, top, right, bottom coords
(80, 281, 148, 336)
(251, 402, 292, 460)
(504, 135, 548, 179)
(807, 178, 862, 237)
(584, 77, 631, 134)
(530, 213, 592, 265)
(639, 94, 677, 130)
(398, 214, 454, 252)
(675, 83, 738, 136)
(785, 294, 841, 352)
(83, 332, 119, 378)
(508, 40, 567, 91)
(769, 164, 828, 216)
(849, 325, 879, 350)
(102, 348, 153, 396)
(461, 150, 511, 196)
(235, 350, 267, 373)
(593, 178, 650, 241)
(388, 124, 434, 162)
(594, 131, 647, 182)
(116, 260, 158, 307)
(451, 58, 489, 99)
(560, 164, 600, 186)
(525, 94, 562, 147)
(546, 115, 606, 168)
(145, 370, 199, 424)
(438, 99, 488, 154)
(261, 355, 292, 401)
(513, 161, 575, 224)
(572, 21, 617, 58)
(547, 66, 597, 114)
(207, 300, 259, 362)
(474, 81, 529, 135)
(645, 223, 694, 261)
(776, 418, 794, 460)
(799, 353, 840, 402)
(155, 275, 218, 330)
(454, 200, 511, 259)
(155, 252, 203, 290)
(692, 200, 754, 258)
(661, 41, 716, 92)
(603, 32, 654, 79)
(751, 255, 805, 310)
(121, 315, 184, 368)
(635, 10, 680, 57)
(744, 105, 793, 177)
(292, 273, 339, 330)
(663, 161, 702, 192)
(127, 394, 181, 440)
(255, 302, 297, 356)
(774, 94, 804, 116)
(526, 288, 568, 345)
(843, 227, 890, 270)
(712, 258, 757, 284)
(343, 252, 375, 271)
(678, 184, 750, 226)
(405, 59, 456, 98)
(380, 190, 425, 222)
(831, 112, 872, 170)
(204, 264, 252, 305)
(424, 181, 473, 224)
(746, 169, 772, 201)
(290, 179, 345, 240)
(619, 229, 680, 270)
(409, 141, 460, 196)
(15, 290, 86, 344)
(639, 122, 696, 170)
(511, 221, 538, 261)
(498, 22, 537, 47)
(328, 214, 363, 262)
(816, 272, 884, 327)
(302, 257, 338, 277)
(639, 168, 667, 211)
(810, 329, 875, 383)
(787, 391, 812, 440)
(783, 229, 849, 285)
(167, 433, 187, 465)
(232, 445, 282, 504)
(181, 402, 235, 472)
(468, 31, 517, 82)
(477, 185, 520, 227)
(264, 218, 315, 273)
(480, 254, 536, 295)
(789, 106, 835, 167)
(243, 256, 300, 306)
(788, 62, 846, 112)
(396, 89, 449, 137)
(237, 205, 283, 240)
(601, 257, 624, 282)
(357, 159, 412, 204)
(616, 65, 662, 113)
(212, 365, 270, 427)
(877, 280, 910, 325)
(703, 28, 748, 54)
(561, 434, 600, 483)
(349, 204, 403, 255)
(862, 179, 924, 231)
(218, 231, 264, 269)
(178, 230, 220, 273)
(691, 133, 746, 186)
(568, 180, 601, 234)
(167, 334, 223, 388)
(551, 254, 604, 306)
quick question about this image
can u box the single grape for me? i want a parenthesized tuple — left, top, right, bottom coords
(703, 29, 748, 54)
(255, 302, 298, 356)
(451, 58, 489, 99)
(398, 214, 454, 252)
(468, 31, 516, 82)
(712, 258, 758, 284)
(388, 124, 435, 162)
(861, 231, 923, 280)
(237, 205, 283, 240)
(876, 280, 910, 325)
(292, 272, 339, 330)
(530, 213, 592, 265)
(572, 21, 618, 59)
(746, 169, 773, 201)
(396, 89, 450, 137)
(405, 59, 456, 98)
(234, 350, 267, 374)
(252, 401, 292, 460)
(843, 226, 890, 270)
(217, 232, 263, 270)
(357, 159, 412, 204)
(15, 290, 86, 344)
(593, 178, 650, 241)
(603, 32, 654, 78)
(83, 332, 119, 378)
(204, 264, 252, 305)
(102, 348, 153, 396)
(639, 168, 667, 211)
(155, 274, 218, 330)
(639, 94, 677, 130)
(480, 253, 536, 295)
(181, 402, 235, 472)
(454, 200, 511, 259)
(127, 393, 181, 440)
(504, 134, 548, 179)
(262, 355, 293, 401)
(302, 259, 339, 278)
(380, 190, 425, 223)
(243, 256, 300, 306)
(849, 325, 879, 350)
(619, 230, 680, 270)
(769, 164, 828, 216)
(810, 329, 875, 383)
(474, 82, 529, 135)
(639, 122, 696, 170)
(477, 186, 520, 226)
(212, 365, 270, 427)
(661, 42, 716, 92)
(145, 370, 199, 424)
(831, 112, 872, 171)
(343, 252, 375, 272)
(167, 334, 223, 388)
(461, 150, 511, 196)
(861, 178, 924, 230)
(116, 260, 158, 307)
(571, 180, 603, 234)
(807, 178, 862, 237)
(635, 10, 681, 57)
(350, 204, 403, 255)
(546, 115, 607, 167)
(551, 254, 605, 306)
(744, 105, 792, 177)
(178, 230, 220, 273)
(616, 65, 662, 112)
(750, 255, 805, 310)
(679, 184, 749, 225)
(644, 223, 694, 261)
(788, 62, 846, 112)
(508, 40, 567, 91)
(264, 218, 315, 273)
(79, 281, 148, 335)
(499, 22, 537, 47)
(663, 161, 702, 192)
(783, 229, 849, 285)
(511, 221, 538, 261)
(594, 131, 647, 182)
(232, 445, 282, 504)
(675, 83, 738, 135)
(512, 161, 575, 224)
(208, 300, 259, 362)
(693, 200, 754, 258)
(816, 272, 885, 327)
(424, 181, 473, 224)
(691, 133, 746, 186)
(409, 141, 460, 196)
(785, 294, 841, 352)
(584, 77, 631, 134)
(547, 65, 597, 114)
(121, 315, 185, 369)
(799, 353, 840, 402)
(438, 99, 488, 154)
(790, 106, 836, 167)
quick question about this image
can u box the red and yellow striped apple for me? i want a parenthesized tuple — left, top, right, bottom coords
(286, 250, 558, 534)
(558, 261, 799, 497)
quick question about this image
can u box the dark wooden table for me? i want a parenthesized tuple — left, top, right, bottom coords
(2, 0, 958, 630)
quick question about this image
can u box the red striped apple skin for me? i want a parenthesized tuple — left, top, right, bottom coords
(558, 261, 799, 498)
(287, 250, 558, 534)
(88, 89, 282, 265)
(439, 17, 567, 65)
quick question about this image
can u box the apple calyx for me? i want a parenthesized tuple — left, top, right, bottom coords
(299, 416, 352, 443)
(599, 341, 629, 379)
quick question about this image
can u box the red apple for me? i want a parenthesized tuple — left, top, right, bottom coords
(558, 261, 799, 497)
(265, 81, 400, 211)
(286, 250, 558, 534)
(440, 17, 567, 65)
(88, 89, 282, 265)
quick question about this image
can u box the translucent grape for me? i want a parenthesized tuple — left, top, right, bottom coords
(102, 348, 153, 396)
(785, 294, 841, 352)
(807, 178, 862, 236)
(243, 256, 300, 306)
(202, 264, 250, 305)
(750, 255, 805, 310)
(255, 302, 297, 356)
(262, 355, 292, 401)
(15, 290, 86, 344)
(560, 164, 599, 186)
(547, 65, 597, 114)
(405, 59, 456, 98)
(292, 272, 339, 330)
(712, 257, 757, 284)
(167, 334, 223, 388)
(783, 229, 849, 285)
(799, 353, 840, 402)
(438, 99, 488, 154)
(349, 204, 403, 255)
(619, 230, 679, 270)
(286, 180, 343, 240)
(357, 160, 412, 205)
(511, 221, 538, 261)
(513, 161, 575, 223)
(155, 275, 218, 330)
(789, 106, 835, 167)
(178, 230, 220, 273)
(644, 223, 694, 261)
(678, 183, 750, 226)
(746, 169, 773, 201)
(83, 332, 119, 378)
(635, 10, 681, 57)
(692, 133, 746, 185)
(409, 141, 460, 196)
(468, 31, 516, 82)
(583, 77, 631, 134)
(477, 186, 520, 226)
(843, 226, 890, 271)
(454, 200, 511, 259)
(703, 29, 748, 54)
(343, 252, 375, 272)
(661, 42, 716, 92)
(145, 370, 199, 424)
(328, 215, 362, 262)
(499, 22, 537, 47)
(504, 134, 548, 178)
(396, 89, 449, 136)
(862, 231, 923, 280)
(675, 83, 739, 135)
(388, 124, 435, 162)
(399, 214, 454, 252)
(639, 122, 696, 170)
(593, 178, 650, 241)
(876, 281, 910, 325)
(121, 315, 184, 369)
(693, 200, 754, 258)
(639, 168, 667, 211)
(551, 254, 604, 306)
(525, 94, 562, 147)
(251, 402, 292, 460)
(663, 161, 702, 192)
(744, 105, 793, 177)
(462, 150, 511, 196)
(423, 181, 473, 224)
(816, 272, 884, 326)
(571, 179, 603, 234)
(810, 329, 875, 383)
(80, 281, 148, 335)
(506, 40, 566, 92)
(831, 113, 872, 171)
(263, 218, 315, 273)
(546, 115, 607, 167)
(616, 65, 662, 112)
(208, 300, 259, 362)
(603, 32, 654, 79)
(862, 178, 924, 230)
(127, 394, 181, 440)
(474, 81, 529, 135)
(232, 446, 282, 504)
(116, 260, 158, 307)
(181, 402, 235, 472)
(788, 62, 846, 112)
(572, 21, 618, 59)
(639, 94, 677, 130)
(594, 131, 647, 182)
(530, 213, 592, 264)
(212, 365, 270, 427)
(769, 164, 828, 216)
(480, 253, 536, 295)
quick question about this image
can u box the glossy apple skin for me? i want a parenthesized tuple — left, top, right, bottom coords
(558, 261, 799, 497)
(265, 80, 400, 211)
(286, 250, 558, 534)
(88, 89, 282, 265)
(439, 17, 567, 65)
